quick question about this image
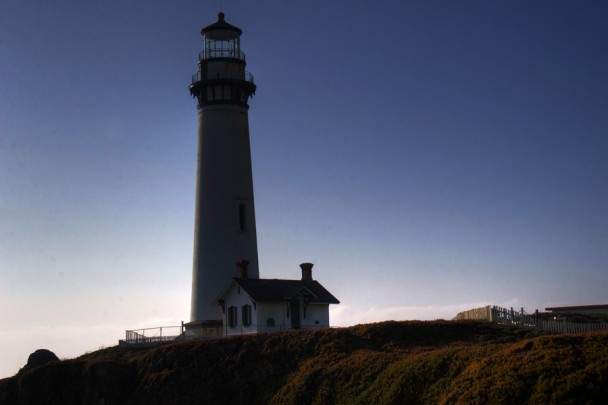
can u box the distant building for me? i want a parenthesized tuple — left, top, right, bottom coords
(545, 305, 608, 315)
(216, 262, 340, 336)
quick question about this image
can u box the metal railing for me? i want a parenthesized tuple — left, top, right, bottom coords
(124, 325, 184, 344)
(191, 69, 255, 85)
(123, 322, 335, 345)
(199, 49, 246, 62)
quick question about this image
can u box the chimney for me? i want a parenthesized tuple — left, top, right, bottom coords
(236, 260, 249, 279)
(300, 262, 313, 282)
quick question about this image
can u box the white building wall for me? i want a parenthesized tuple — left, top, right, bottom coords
(256, 301, 330, 331)
(221, 287, 334, 335)
(257, 302, 289, 333)
(303, 304, 330, 328)
(221, 283, 259, 336)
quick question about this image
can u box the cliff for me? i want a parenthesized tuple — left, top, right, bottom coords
(1, 321, 607, 404)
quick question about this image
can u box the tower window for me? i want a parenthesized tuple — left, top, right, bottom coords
(239, 203, 247, 232)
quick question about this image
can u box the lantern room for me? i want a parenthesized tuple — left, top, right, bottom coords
(190, 12, 255, 107)
(201, 12, 244, 61)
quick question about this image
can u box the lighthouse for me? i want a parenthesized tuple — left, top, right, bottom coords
(188, 12, 259, 325)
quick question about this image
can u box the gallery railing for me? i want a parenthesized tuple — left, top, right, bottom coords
(191, 69, 255, 84)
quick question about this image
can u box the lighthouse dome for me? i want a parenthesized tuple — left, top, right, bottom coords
(201, 12, 243, 40)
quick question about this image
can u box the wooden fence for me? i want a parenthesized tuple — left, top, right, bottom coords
(454, 305, 608, 334)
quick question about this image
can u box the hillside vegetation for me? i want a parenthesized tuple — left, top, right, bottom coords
(1, 321, 607, 404)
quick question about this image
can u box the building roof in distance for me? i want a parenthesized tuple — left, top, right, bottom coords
(545, 304, 608, 312)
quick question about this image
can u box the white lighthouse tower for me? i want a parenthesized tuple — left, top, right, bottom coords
(188, 12, 259, 326)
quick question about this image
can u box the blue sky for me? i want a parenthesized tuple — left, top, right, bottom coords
(1, 1, 607, 377)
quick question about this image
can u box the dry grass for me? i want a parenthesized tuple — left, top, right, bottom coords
(1, 321, 606, 404)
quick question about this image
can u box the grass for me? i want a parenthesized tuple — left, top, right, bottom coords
(1, 321, 607, 404)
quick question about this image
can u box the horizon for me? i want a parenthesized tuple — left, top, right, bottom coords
(1, 1, 607, 378)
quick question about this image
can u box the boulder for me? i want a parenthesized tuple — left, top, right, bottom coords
(26, 349, 59, 368)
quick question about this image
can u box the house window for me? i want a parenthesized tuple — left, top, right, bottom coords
(242, 304, 252, 326)
(228, 306, 238, 328)
(266, 318, 275, 328)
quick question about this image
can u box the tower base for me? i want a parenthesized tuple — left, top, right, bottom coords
(183, 320, 223, 339)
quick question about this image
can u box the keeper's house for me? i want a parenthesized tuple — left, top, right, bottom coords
(216, 262, 340, 336)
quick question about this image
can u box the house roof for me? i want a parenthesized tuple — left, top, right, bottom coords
(219, 278, 340, 304)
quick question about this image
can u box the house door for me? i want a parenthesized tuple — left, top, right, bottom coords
(290, 299, 301, 329)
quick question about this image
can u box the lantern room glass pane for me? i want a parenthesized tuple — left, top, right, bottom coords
(204, 37, 241, 59)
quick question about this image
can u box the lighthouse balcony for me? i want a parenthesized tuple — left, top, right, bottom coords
(191, 69, 254, 85)
(199, 48, 246, 62)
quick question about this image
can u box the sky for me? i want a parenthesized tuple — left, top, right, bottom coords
(1, 0, 607, 377)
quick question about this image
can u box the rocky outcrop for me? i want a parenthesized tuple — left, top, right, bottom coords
(26, 349, 59, 369)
